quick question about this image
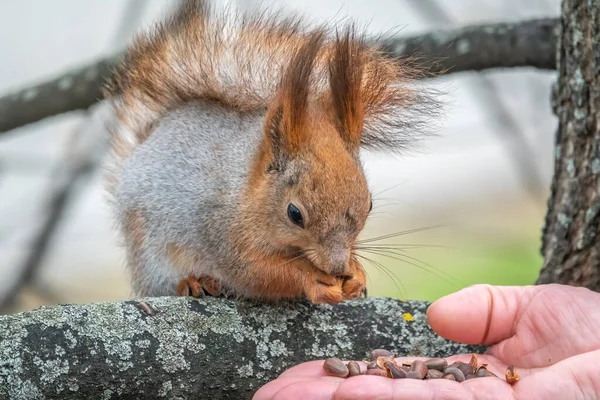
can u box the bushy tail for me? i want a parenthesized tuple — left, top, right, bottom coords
(102, 0, 440, 194)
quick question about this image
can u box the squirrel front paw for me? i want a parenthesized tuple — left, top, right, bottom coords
(176, 275, 221, 297)
(305, 271, 345, 304)
(304, 260, 366, 304)
(341, 258, 367, 300)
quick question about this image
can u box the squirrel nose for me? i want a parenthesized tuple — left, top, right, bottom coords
(328, 249, 350, 276)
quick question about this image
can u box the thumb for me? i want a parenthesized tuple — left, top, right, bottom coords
(426, 284, 537, 345)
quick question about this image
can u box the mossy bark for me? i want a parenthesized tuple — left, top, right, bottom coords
(0, 296, 483, 399)
(538, 0, 600, 290)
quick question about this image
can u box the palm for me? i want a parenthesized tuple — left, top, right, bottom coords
(485, 285, 600, 366)
(254, 284, 600, 400)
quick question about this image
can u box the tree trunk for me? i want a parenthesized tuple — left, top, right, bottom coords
(537, 0, 600, 290)
(0, 296, 483, 399)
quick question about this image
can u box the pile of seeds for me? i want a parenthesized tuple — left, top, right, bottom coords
(323, 350, 519, 385)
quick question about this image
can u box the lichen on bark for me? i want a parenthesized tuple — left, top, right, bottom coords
(0, 296, 484, 399)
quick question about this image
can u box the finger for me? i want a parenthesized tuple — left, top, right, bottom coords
(281, 357, 508, 379)
(428, 354, 522, 379)
(386, 355, 497, 377)
(253, 377, 315, 400)
(254, 360, 346, 400)
(271, 380, 339, 400)
(278, 360, 333, 378)
(253, 377, 342, 400)
(514, 349, 600, 399)
(279, 360, 368, 379)
(334, 375, 513, 400)
(426, 284, 538, 345)
(489, 285, 600, 367)
(392, 354, 535, 381)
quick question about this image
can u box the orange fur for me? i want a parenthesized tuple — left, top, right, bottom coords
(123, 209, 147, 295)
(103, 0, 437, 190)
(229, 250, 364, 304)
(278, 30, 325, 153)
(232, 108, 370, 301)
(327, 27, 365, 150)
(177, 275, 221, 297)
(104, 0, 440, 303)
(166, 242, 201, 275)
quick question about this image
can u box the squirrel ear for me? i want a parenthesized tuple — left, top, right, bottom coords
(263, 29, 324, 164)
(263, 105, 287, 171)
(328, 27, 366, 151)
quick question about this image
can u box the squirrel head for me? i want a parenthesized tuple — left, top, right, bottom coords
(244, 29, 377, 277)
(259, 123, 372, 277)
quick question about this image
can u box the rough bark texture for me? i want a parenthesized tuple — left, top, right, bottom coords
(0, 296, 484, 399)
(537, 1, 600, 290)
(0, 18, 557, 134)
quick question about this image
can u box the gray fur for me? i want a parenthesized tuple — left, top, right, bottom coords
(115, 100, 266, 296)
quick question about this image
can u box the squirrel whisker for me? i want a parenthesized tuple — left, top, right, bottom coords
(354, 253, 406, 301)
(354, 248, 461, 288)
(357, 225, 444, 244)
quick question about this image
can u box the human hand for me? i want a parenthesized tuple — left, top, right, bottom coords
(253, 284, 600, 399)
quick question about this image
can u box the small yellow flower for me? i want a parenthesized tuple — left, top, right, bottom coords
(402, 312, 414, 322)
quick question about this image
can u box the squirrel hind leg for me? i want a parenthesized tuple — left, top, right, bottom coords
(176, 275, 222, 298)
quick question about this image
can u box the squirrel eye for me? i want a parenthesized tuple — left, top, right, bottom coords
(369, 200, 373, 212)
(287, 203, 304, 228)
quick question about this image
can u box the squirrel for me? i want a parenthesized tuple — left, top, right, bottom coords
(102, 0, 438, 304)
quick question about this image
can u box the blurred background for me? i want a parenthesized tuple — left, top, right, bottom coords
(0, 0, 560, 314)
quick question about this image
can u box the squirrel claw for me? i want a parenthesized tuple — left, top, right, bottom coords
(176, 275, 221, 298)
(341, 260, 367, 300)
(306, 266, 367, 304)
(315, 272, 339, 287)
(341, 276, 366, 299)
(306, 280, 344, 304)
(302, 259, 368, 304)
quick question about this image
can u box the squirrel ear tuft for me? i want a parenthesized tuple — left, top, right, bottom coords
(327, 26, 366, 151)
(265, 29, 324, 159)
(263, 105, 286, 171)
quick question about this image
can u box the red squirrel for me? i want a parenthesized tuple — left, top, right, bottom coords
(103, 0, 437, 304)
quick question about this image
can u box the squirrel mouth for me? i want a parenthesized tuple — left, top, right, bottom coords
(286, 248, 323, 271)
(285, 247, 350, 278)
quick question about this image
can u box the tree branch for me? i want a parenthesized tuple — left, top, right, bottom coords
(0, 18, 557, 134)
(377, 18, 558, 75)
(0, 57, 120, 134)
(0, 296, 484, 399)
(402, 0, 548, 202)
